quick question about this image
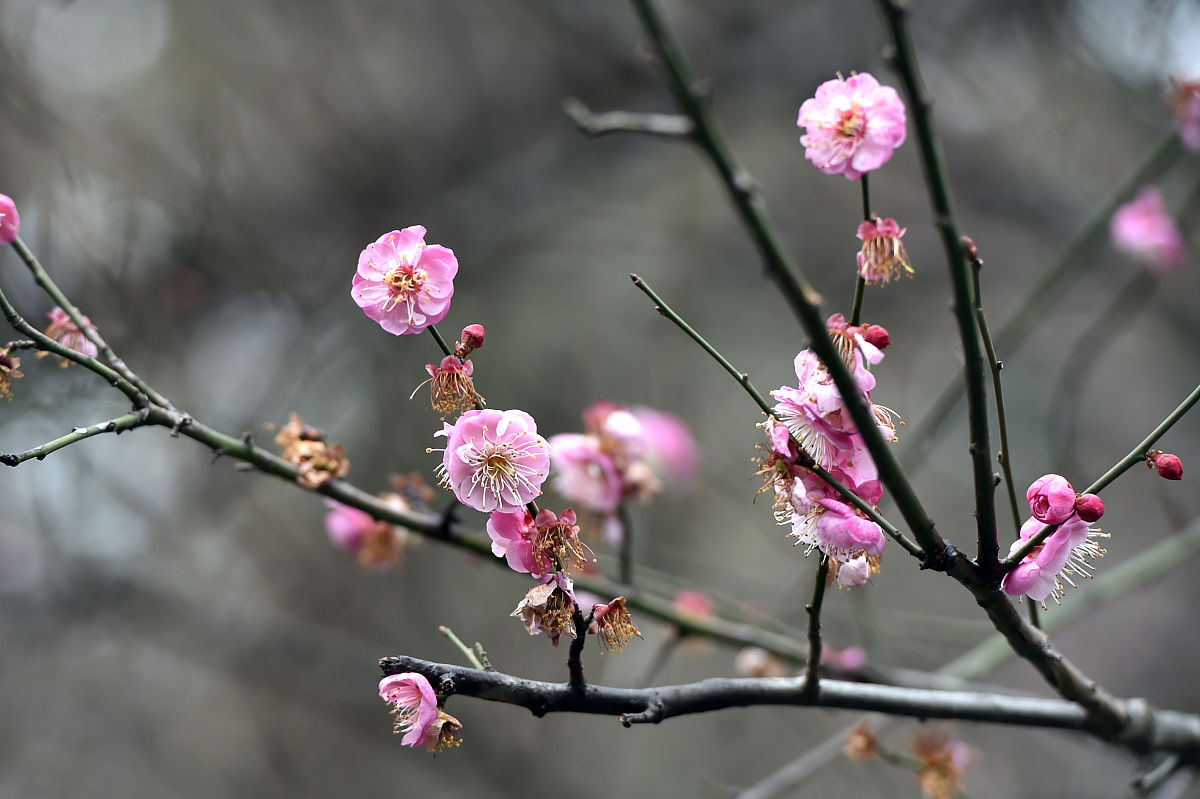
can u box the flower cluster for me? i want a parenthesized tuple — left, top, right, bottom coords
(760, 316, 897, 581)
(548, 401, 698, 542)
(378, 672, 462, 751)
(40, 306, 99, 366)
(275, 413, 351, 489)
(1110, 186, 1184, 274)
(352, 226, 458, 335)
(797, 72, 907, 180)
(1000, 474, 1109, 605)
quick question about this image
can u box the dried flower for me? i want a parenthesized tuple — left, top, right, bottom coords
(844, 721, 878, 760)
(0, 348, 24, 400)
(351, 226, 458, 335)
(435, 408, 551, 513)
(1148, 450, 1184, 480)
(589, 596, 642, 653)
(416, 355, 482, 418)
(0, 194, 19, 244)
(798, 72, 907, 180)
(856, 217, 913, 284)
(1110, 187, 1184, 274)
(735, 646, 788, 678)
(276, 413, 350, 488)
(39, 307, 99, 366)
(511, 572, 578, 645)
(323, 497, 414, 569)
(914, 729, 970, 799)
(457, 323, 486, 355)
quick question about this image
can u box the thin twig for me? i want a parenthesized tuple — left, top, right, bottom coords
(0, 410, 149, 466)
(438, 626, 485, 670)
(848, 174, 870, 326)
(802, 556, 830, 696)
(562, 98, 693, 139)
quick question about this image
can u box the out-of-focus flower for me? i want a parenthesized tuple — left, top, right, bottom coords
(856, 217, 913, 284)
(511, 572, 578, 645)
(1110, 187, 1184, 274)
(39, 307, 99, 366)
(589, 596, 642, 653)
(913, 729, 970, 799)
(457, 323, 486, 355)
(1001, 515, 1108, 605)
(835, 554, 873, 587)
(672, 589, 714, 620)
(735, 646, 788, 678)
(844, 721, 878, 760)
(1026, 474, 1077, 525)
(0, 194, 19, 243)
(0, 348, 23, 400)
(548, 433, 624, 514)
(378, 673, 438, 747)
(435, 408, 550, 513)
(323, 497, 415, 570)
(351, 226, 458, 335)
(798, 72, 907, 180)
(822, 645, 867, 671)
(276, 413, 351, 488)
(416, 355, 482, 419)
(630, 406, 700, 486)
(1148, 450, 1184, 480)
(1170, 78, 1200, 151)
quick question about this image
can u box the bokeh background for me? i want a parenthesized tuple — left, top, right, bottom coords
(3, 1, 1200, 796)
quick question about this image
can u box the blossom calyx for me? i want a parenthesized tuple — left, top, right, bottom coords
(1148, 450, 1184, 480)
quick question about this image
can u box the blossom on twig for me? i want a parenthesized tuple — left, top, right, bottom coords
(352, 226, 458, 335)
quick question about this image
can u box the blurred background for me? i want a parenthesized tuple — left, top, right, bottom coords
(2, 0, 1200, 796)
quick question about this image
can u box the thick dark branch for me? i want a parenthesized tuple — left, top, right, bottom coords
(562, 98, 693, 139)
(378, 655, 1200, 757)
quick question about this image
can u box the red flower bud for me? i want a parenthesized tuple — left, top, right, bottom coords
(1074, 493, 1104, 522)
(457, 324, 486, 355)
(861, 324, 890, 351)
(1152, 452, 1184, 480)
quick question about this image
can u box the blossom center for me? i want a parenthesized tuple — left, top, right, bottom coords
(385, 265, 427, 298)
(463, 431, 544, 504)
(837, 104, 865, 139)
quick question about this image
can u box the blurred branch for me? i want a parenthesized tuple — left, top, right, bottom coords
(562, 98, 693, 139)
(378, 654, 1200, 758)
(900, 132, 1184, 471)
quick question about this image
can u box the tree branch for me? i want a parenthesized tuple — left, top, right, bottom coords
(562, 98, 693, 139)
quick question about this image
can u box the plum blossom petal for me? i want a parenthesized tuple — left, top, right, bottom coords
(436, 409, 550, 513)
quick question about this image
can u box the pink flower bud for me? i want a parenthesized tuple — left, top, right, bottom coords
(457, 323, 485, 355)
(861, 324, 890, 351)
(1026, 474, 1077, 525)
(0, 194, 19, 244)
(1074, 493, 1104, 523)
(1152, 451, 1184, 480)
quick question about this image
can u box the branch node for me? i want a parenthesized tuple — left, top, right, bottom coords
(0, 453, 17, 467)
(620, 699, 665, 726)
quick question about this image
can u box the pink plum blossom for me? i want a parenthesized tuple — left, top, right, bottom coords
(43, 307, 99, 359)
(379, 672, 438, 747)
(811, 497, 886, 559)
(1026, 474, 1077, 525)
(436, 409, 550, 513)
(352, 226, 458, 335)
(672, 589, 715, 620)
(1001, 515, 1107, 604)
(797, 73, 907, 180)
(630, 406, 700, 485)
(1110, 187, 1184, 274)
(836, 554, 873, 587)
(1171, 78, 1200, 151)
(0, 194, 19, 243)
(547, 432, 624, 513)
(486, 508, 539, 574)
(324, 500, 375, 551)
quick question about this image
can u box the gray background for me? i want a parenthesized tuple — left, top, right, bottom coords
(2, 1, 1200, 796)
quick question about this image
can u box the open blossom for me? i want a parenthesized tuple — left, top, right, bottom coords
(1110, 187, 1184, 274)
(435, 408, 550, 513)
(324, 497, 415, 570)
(40, 307, 99, 365)
(797, 72, 907, 180)
(548, 433, 624, 513)
(487, 508, 539, 574)
(1001, 515, 1108, 604)
(351, 226, 458, 335)
(0, 194, 19, 243)
(856, 216, 913, 284)
(511, 572, 578, 645)
(1171, 78, 1200, 151)
(379, 673, 462, 751)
